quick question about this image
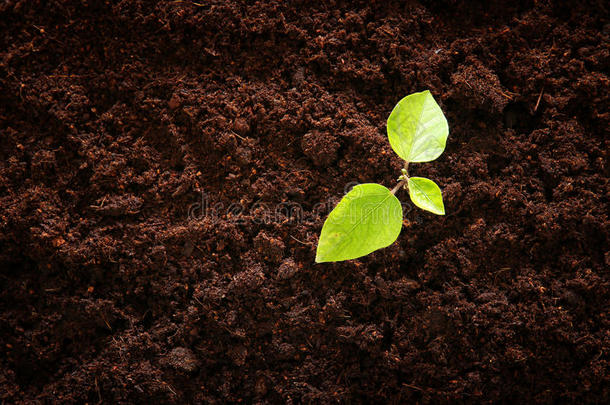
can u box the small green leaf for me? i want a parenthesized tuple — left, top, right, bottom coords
(316, 183, 403, 263)
(387, 90, 449, 163)
(407, 177, 445, 215)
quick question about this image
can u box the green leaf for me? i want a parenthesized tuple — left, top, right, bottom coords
(407, 177, 445, 215)
(387, 90, 449, 163)
(316, 183, 403, 263)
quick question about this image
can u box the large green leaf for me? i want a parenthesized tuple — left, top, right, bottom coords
(387, 90, 449, 163)
(316, 183, 403, 263)
(407, 177, 445, 215)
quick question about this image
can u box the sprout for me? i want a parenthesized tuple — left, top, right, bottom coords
(316, 91, 449, 263)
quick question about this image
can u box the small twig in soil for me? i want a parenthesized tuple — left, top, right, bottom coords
(171, 0, 206, 7)
(493, 267, 511, 284)
(95, 376, 102, 403)
(158, 380, 177, 395)
(499, 90, 514, 100)
(192, 295, 204, 307)
(534, 86, 544, 112)
(402, 382, 423, 391)
(290, 235, 313, 245)
(229, 129, 246, 141)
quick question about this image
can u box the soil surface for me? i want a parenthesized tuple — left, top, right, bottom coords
(1, 1, 609, 403)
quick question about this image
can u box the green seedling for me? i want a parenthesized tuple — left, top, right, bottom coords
(316, 90, 449, 263)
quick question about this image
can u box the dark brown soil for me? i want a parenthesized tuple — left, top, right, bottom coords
(1, 1, 609, 403)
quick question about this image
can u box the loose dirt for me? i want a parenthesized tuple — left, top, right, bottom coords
(1, 1, 608, 403)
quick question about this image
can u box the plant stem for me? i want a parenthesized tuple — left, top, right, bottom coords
(390, 162, 409, 195)
(391, 179, 406, 195)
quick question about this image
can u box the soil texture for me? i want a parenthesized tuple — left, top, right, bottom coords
(1, 0, 609, 403)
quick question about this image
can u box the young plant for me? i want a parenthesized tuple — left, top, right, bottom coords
(315, 90, 449, 263)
